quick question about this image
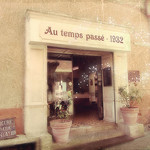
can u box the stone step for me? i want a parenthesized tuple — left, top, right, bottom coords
(53, 135, 134, 150)
(70, 128, 125, 144)
(70, 121, 117, 138)
(52, 128, 126, 150)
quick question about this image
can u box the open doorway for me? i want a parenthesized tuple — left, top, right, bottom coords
(47, 51, 104, 127)
(72, 55, 103, 127)
(47, 53, 73, 122)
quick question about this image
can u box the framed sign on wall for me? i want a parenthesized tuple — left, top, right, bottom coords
(103, 67, 112, 86)
(0, 118, 16, 140)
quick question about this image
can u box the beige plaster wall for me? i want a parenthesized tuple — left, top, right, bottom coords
(0, 0, 150, 123)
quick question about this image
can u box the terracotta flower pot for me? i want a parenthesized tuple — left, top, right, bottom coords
(50, 119, 72, 143)
(120, 107, 139, 125)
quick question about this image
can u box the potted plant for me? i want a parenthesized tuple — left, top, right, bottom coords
(118, 83, 142, 125)
(50, 91, 72, 143)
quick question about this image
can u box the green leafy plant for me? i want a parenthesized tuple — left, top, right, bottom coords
(56, 99, 72, 119)
(118, 83, 142, 108)
(55, 90, 72, 120)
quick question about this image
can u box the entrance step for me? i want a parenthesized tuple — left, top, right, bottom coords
(70, 121, 117, 138)
(52, 135, 133, 150)
(51, 127, 129, 150)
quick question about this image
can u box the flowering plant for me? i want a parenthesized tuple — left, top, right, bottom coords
(118, 83, 142, 108)
(55, 91, 72, 119)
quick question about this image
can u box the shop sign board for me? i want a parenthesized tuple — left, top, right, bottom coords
(0, 118, 16, 140)
(27, 11, 131, 52)
(40, 23, 130, 52)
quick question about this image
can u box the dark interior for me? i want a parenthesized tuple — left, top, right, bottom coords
(72, 55, 103, 126)
(47, 52, 103, 126)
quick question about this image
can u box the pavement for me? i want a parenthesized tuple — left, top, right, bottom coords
(105, 131, 150, 150)
(52, 125, 150, 150)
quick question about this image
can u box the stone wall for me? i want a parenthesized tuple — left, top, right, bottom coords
(0, 0, 150, 132)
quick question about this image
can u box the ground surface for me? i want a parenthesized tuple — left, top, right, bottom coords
(105, 131, 150, 150)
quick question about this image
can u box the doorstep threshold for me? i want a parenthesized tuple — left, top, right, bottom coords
(52, 128, 129, 150)
(53, 135, 134, 150)
(70, 122, 117, 138)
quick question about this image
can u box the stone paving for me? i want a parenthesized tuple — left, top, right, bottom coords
(51, 128, 126, 150)
(50, 98, 150, 150)
(105, 131, 150, 150)
(51, 130, 150, 150)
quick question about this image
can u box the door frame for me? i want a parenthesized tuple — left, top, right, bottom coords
(24, 11, 129, 136)
(48, 48, 112, 121)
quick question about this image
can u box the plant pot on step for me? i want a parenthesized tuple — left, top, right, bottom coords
(118, 84, 142, 125)
(50, 119, 72, 143)
(120, 107, 139, 125)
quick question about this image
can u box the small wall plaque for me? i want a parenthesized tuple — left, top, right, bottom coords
(128, 70, 140, 82)
(103, 67, 112, 86)
(0, 118, 16, 140)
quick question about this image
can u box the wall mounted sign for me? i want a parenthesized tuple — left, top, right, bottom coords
(103, 67, 112, 86)
(0, 118, 16, 140)
(27, 11, 131, 52)
(128, 70, 140, 82)
(39, 23, 130, 52)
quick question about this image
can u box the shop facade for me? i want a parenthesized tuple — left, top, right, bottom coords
(24, 10, 130, 136)
(0, 0, 150, 149)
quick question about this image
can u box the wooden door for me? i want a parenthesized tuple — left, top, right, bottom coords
(96, 58, 103, 120)
(102, 54, 115, 122)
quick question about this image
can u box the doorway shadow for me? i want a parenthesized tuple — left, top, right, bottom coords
(72, 98, 100, 127)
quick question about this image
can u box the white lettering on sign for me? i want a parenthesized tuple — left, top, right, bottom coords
(0, 118, 16, 140)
